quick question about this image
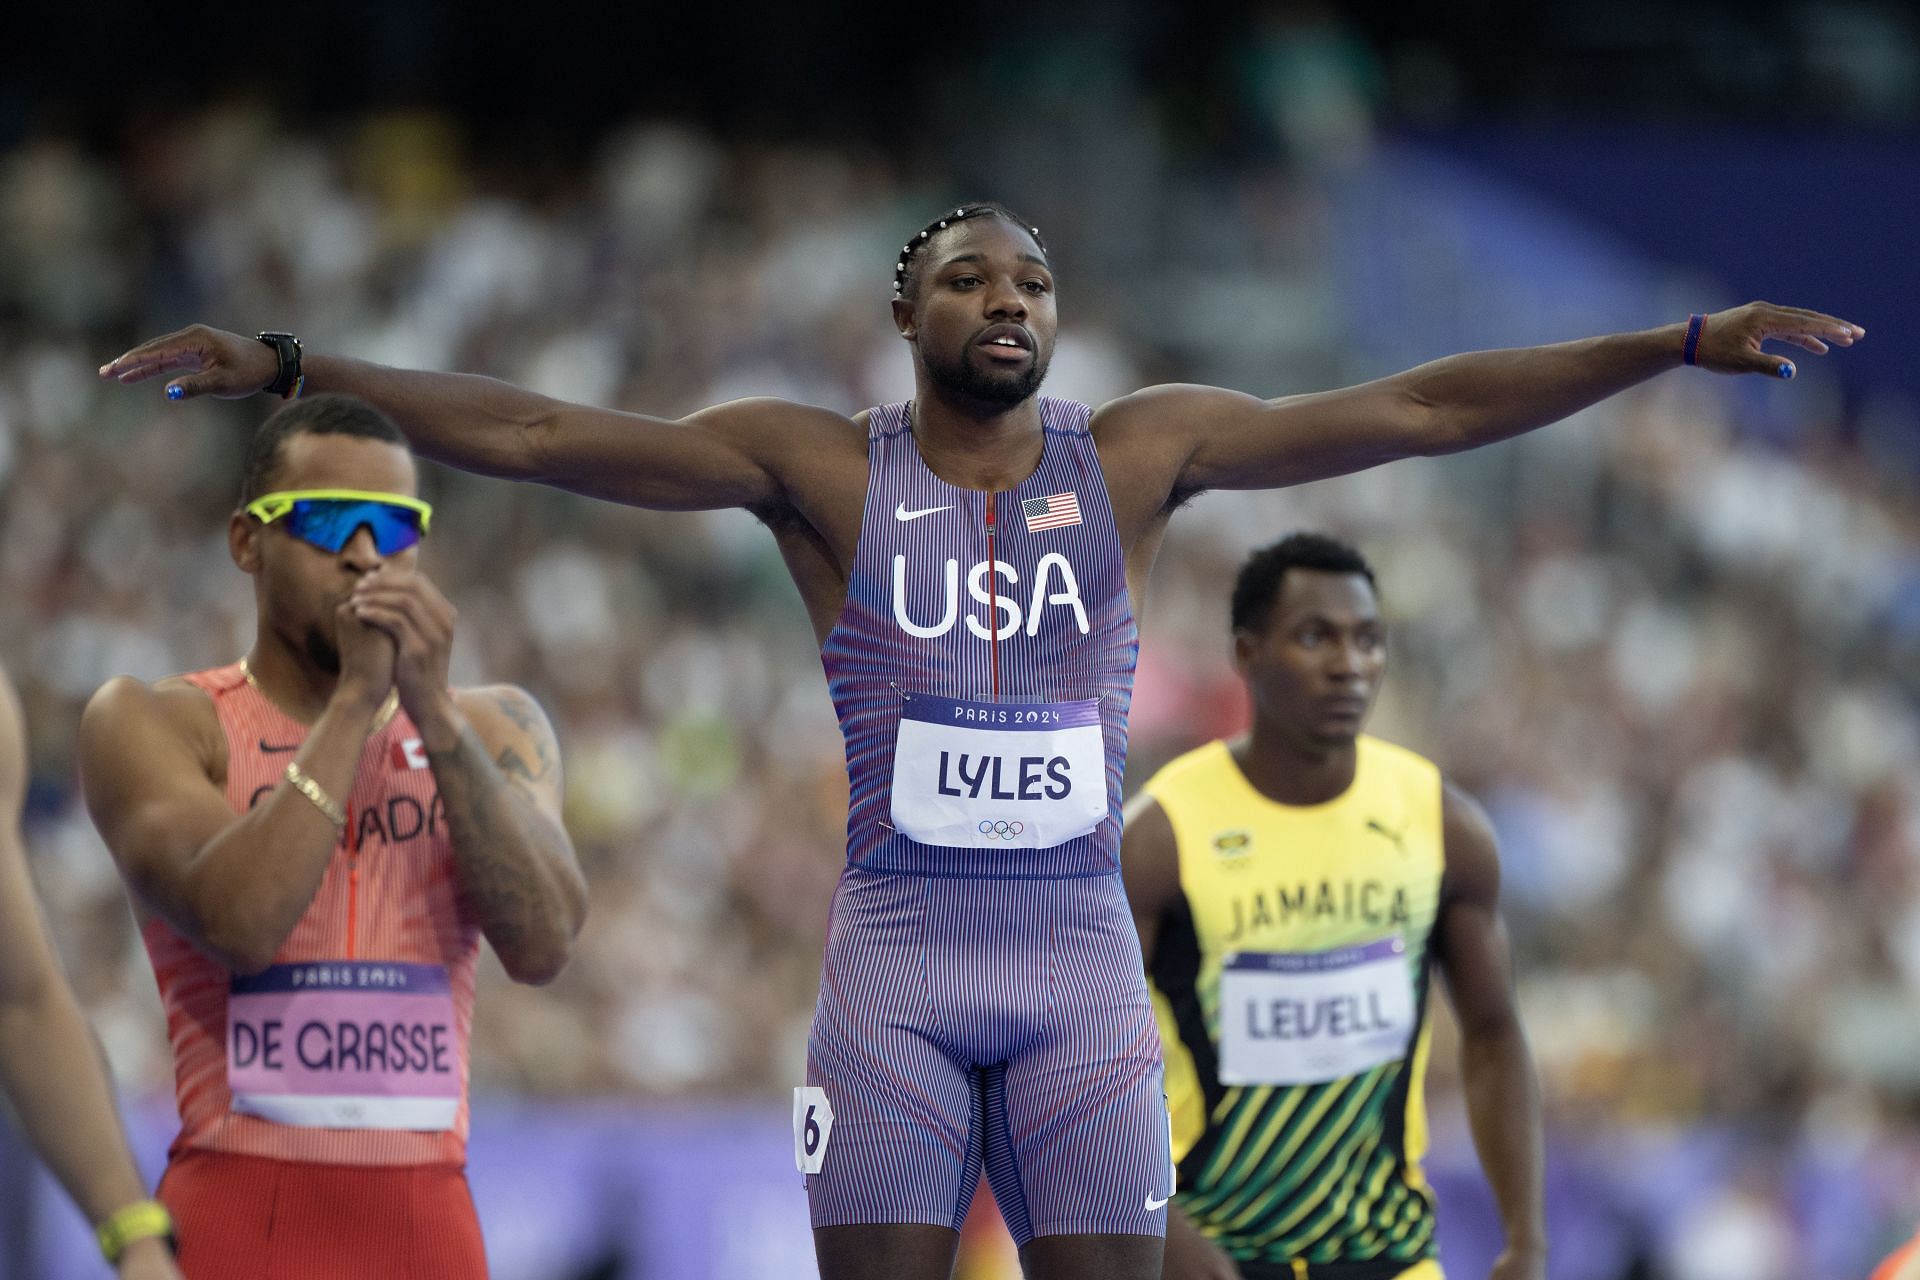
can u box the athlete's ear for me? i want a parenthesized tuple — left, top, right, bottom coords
(230, 509, 262, 574)
(1231, 628, 1259, 676)
(891, 296, 916, 341)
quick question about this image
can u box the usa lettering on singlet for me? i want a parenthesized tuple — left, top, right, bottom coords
(141, 663, 482, 1168)
(820, 397, 1137, 878)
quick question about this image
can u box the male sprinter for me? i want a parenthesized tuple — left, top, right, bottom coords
(0, 663, 183, 1278)
(77, 395, 587, 1279)
(102, 205, 1856, 1280)
(1125, 534, 1543, 1280)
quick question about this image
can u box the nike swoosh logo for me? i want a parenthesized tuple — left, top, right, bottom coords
(1145, 1193, 1170, 1211)
(259, 740, 301, 754)
(894, 501, 954, 522)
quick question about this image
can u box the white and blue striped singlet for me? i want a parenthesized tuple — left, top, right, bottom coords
(820, 397, 1137, 879)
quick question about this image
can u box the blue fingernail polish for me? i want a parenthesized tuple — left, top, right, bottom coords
(1778, 364, 1794, 379)
(166, 385, 183, 400)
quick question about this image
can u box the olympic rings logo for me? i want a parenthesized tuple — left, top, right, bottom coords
(977, 820, 1025, 840)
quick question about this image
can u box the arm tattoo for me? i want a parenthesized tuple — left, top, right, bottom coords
(491, 691, 556, 789)
(429, 722, 579, 979)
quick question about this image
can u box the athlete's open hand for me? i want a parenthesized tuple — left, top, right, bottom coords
(115, 1238, 185, 1280)
(98, 324, 278, 401)
(1164, 1208, 1243, 1280)
(349, 568, 456, 733)
(1693, 303, 1863, 380)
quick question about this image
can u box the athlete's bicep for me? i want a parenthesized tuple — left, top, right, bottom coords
(531, 396, 848, 513)
(1121, 794, 1180, 969)
(1434, 782, 1522, 1036)
(1097, 380, 1432, 498)
(76, 680, 237, 924)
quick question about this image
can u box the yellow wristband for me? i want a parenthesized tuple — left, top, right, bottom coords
(285, 761, 346, 827)
(96, 1198, 174, 1263)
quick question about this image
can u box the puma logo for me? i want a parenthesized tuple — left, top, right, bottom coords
(1365, 819, 1407, 854)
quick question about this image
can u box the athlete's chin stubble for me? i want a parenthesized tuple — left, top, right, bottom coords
(928, 346, 1049, 408)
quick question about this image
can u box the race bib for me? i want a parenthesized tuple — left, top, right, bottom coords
(890, 693, 1107, 850)
(1218, 939, 1416, 1087)
(227, 961, 460, 1130)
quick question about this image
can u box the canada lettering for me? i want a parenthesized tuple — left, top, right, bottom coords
(937, 752, 1072, 801)
(246, 789, 445, 848)
(1243, 992, 1395, 1041)
(232, 1017, 450, 1074)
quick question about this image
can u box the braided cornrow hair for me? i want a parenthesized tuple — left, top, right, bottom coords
(893, 202, 1047, 300)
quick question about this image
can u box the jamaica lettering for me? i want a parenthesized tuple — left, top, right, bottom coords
(1224, 878, 1410, 943)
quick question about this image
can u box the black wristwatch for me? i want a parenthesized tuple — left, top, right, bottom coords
(256, 331, 304, 399)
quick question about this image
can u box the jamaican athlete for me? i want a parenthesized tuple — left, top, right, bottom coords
(1124, 534, 1545, 1280)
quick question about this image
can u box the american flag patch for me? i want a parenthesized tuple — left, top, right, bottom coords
(1022, 492, 1082, 532)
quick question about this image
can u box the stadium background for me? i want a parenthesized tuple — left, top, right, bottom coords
(2, 3, 1917, 1277)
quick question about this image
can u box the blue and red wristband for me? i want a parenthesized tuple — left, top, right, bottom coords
(1682, 313, 1706, 367)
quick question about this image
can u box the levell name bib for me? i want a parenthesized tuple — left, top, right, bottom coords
(1218, 938, 1416, 1086)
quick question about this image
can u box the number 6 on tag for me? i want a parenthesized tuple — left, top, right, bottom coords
(793, 1086, 834, 1174)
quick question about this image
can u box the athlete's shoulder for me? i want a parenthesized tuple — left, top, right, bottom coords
(694, 395, 857, 432)
(1141, 738, 1234, 798)
(451, 683, 556, 744)
(690, 397, 864, 463)
(79, 673, 222, 775)
(1357, 733, 1441, 782)
(1037, 396, 1094, 433)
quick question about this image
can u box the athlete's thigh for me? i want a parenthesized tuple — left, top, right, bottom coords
(159, 1150, 280, 1280)
(814, 1223, 961, 1280)
(985, 875, 1171, 1242)
(1019, 1231, 1163, 1280)
(402, 1165, 489, 1279)
(806, 868, 980, 1232)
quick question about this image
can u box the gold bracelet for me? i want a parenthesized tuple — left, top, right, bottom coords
(96, 1198, 174, 1264)
(285, 761, 346, 827)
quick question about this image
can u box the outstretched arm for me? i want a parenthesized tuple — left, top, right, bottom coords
(99, 326, 850, 512)
(0, 671, 183, 1279)
(1434, 782, 1546, 1280)
(1095, 303, 1862, 495)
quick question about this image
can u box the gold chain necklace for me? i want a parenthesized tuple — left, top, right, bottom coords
(237, 656, 400, 734)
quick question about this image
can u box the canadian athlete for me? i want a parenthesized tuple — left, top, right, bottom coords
(100, 204, 1858, 1280)
(76, 395, 587, 1278)
(0, 663, 183, 1277)
(1125, 534, 1542, 1280)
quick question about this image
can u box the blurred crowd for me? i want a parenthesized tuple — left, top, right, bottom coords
(3, 102, 1920, 1274)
